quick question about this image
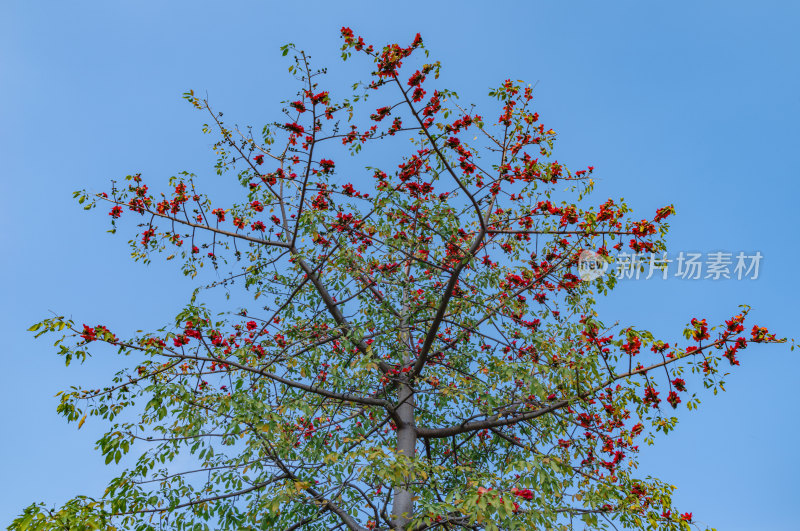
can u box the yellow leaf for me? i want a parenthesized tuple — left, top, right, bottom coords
(78, 415, 87, 429)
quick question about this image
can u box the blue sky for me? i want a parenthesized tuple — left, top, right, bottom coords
(1, 1, 798, 528)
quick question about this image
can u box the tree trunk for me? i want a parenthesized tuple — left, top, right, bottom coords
(392, 285, 417, 529)
(392, 380, 416, 529)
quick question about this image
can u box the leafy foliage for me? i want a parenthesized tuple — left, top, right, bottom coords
(13, 29, 783, 531)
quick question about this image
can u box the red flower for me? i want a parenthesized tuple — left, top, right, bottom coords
(643, 386, 660, 408)
(211, 208, 226, 222)
(724, 346, 741, 366)
(342, 183, 359, 196)
(690, 318, 709, 341)
(681, 512, 692, 522)
(109, 206, 123, 218)
(246, 321, 257, 331)
(630, 484, 646, 497)
(621, 335, 642, 356)
(310, 91, 329, 105)
(672, 378, 686, 392)
(370, 106, 391, 121)
(80, 325, 97, 342)
(751, 325, 773, 342)
(725, 315, 745, 333)
(407, 71, 425, 87)
(253, 154, 264, 165)
(141, 228, 155, 246)
(285, 122, 305, 135)
(667, 391, 681, 408)
(654, 205, 675, 222)
(251, 201, 264, 212)
(251, 221, 266, 232)
(173, 335, 190, 347)
(511, 487, 533, 500)
(319, 159, 335, 173)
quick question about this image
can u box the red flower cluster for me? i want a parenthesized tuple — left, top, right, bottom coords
(80, 324, 115, 343)
(340, 27, 372, 53)
(620, 334, 642, 356)
(445, 114, 480, 134)
(173, 335, 190, 347)
(80, 325, 97, 342)
(654, 205, 675, 222)
(690, 318, 709, 342)
(643, 386, 660, 408)
(510, 487, 533, 500)
(141, 228, 155, 246)
(211, 208, 226, 222)
(306, 91, 330, 106)
(667, 390, 681, 408)
(284, 122, 305, 135)
(370, 106, 391, 122)
(319, 159, 335, 173)
(751, 325, 777, 342)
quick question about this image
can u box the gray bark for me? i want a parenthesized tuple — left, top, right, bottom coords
(391, 381, 416, 529)
(392, 284, 417, 529)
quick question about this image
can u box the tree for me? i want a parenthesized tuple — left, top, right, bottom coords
(14, 28, 784, 531)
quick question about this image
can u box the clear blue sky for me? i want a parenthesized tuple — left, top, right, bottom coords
(2, 1, 798, 528)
